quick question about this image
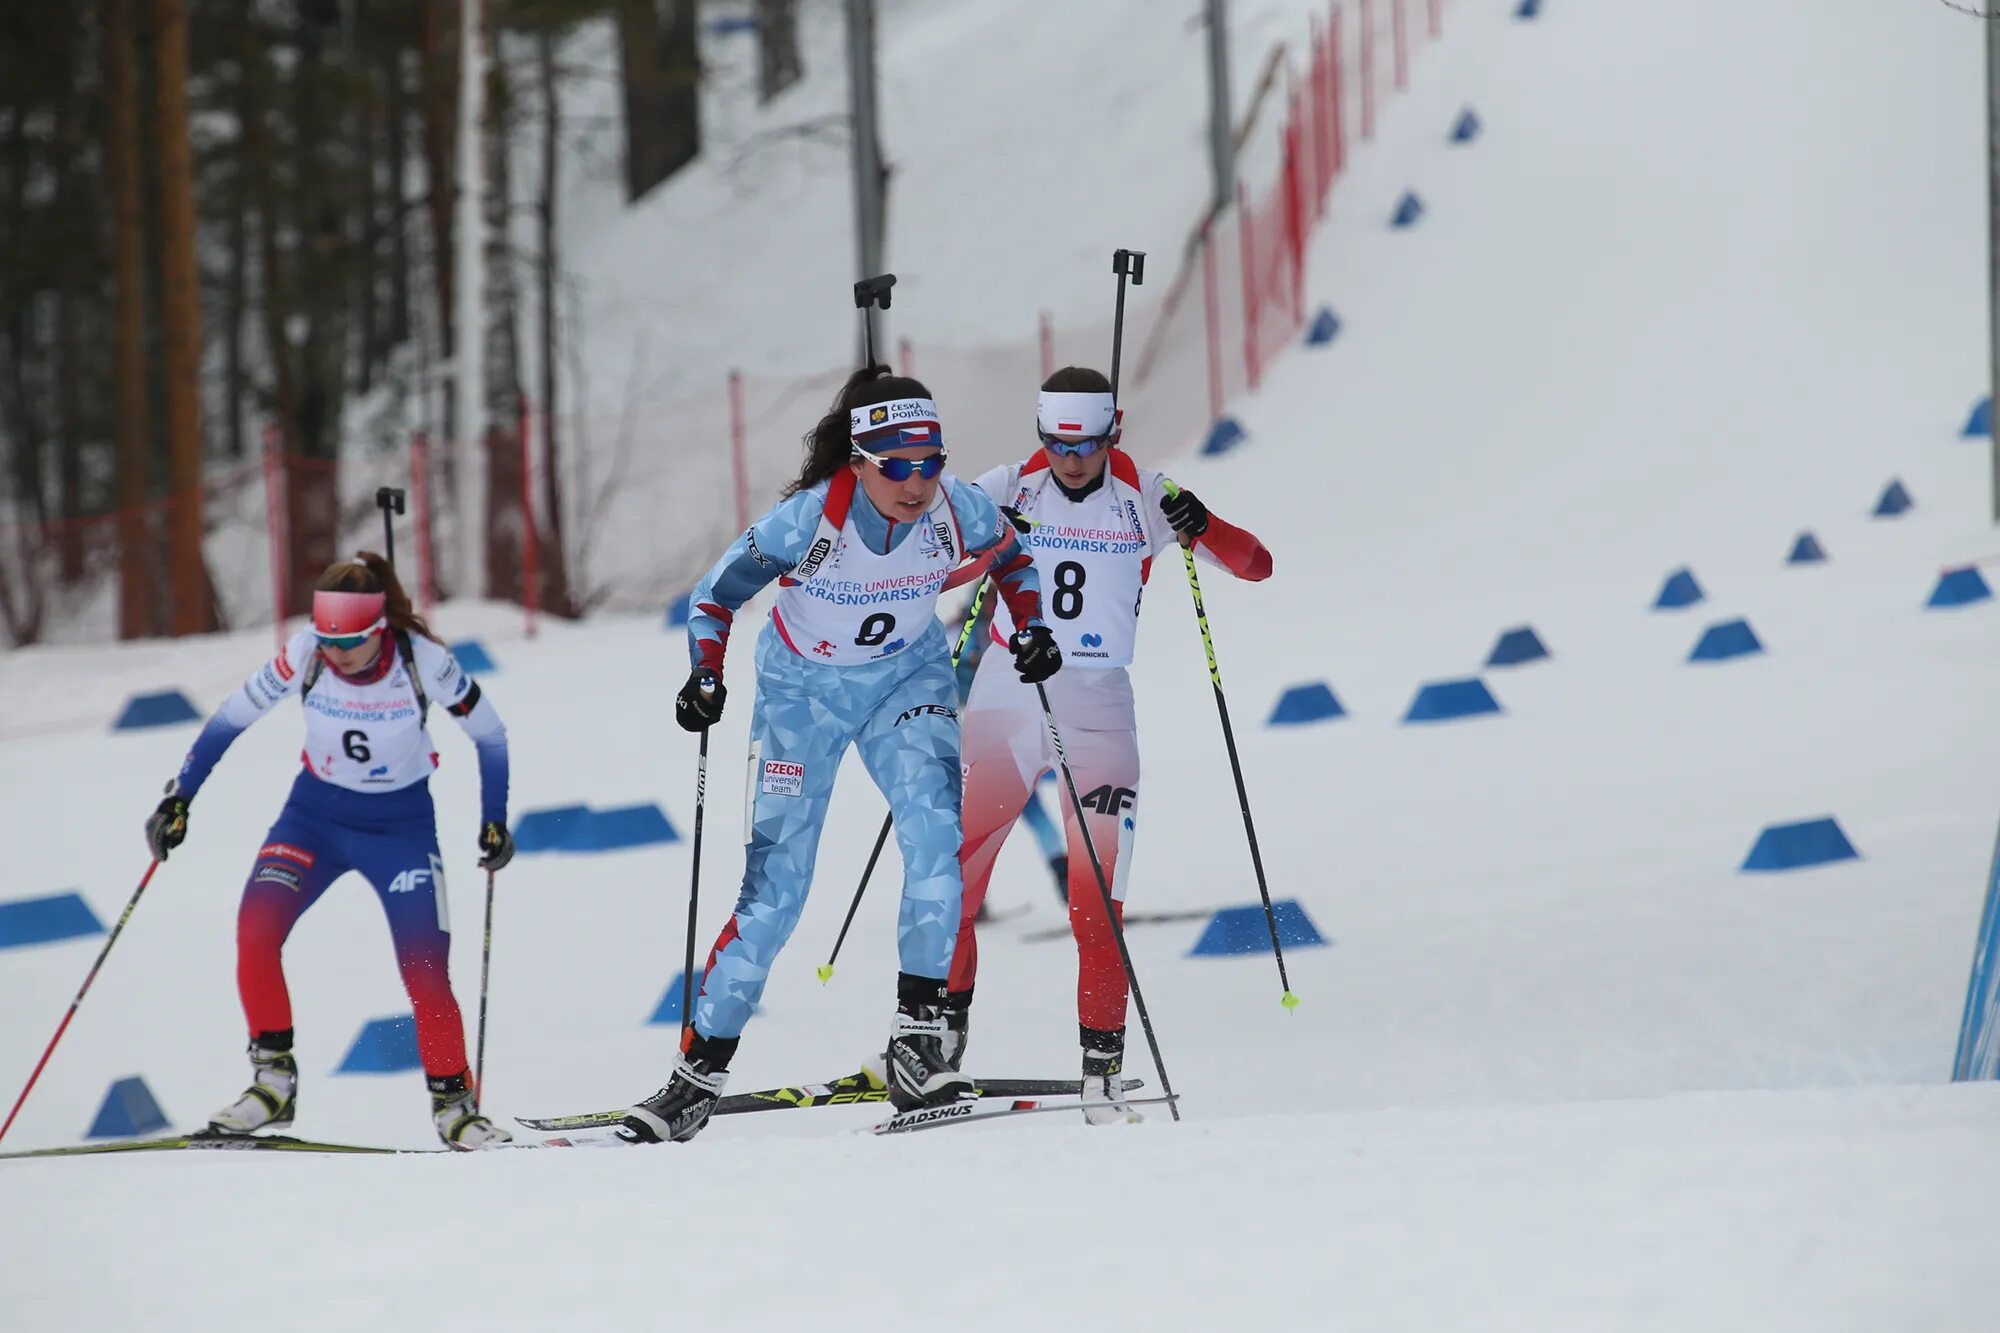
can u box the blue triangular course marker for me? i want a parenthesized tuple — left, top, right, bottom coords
(1486, 626, 1549, 668)
(1268, 682, 1345, 725)
(1403, 677, 1502, 723)
(1304, 307, 1341, 346)
(1873, 479, 1912, 517)
(514, 804, 591, 853)
(1966, 396, 1992, 438)
(337, 1015, 421, 1073)
(1689, 617, 1762, 662)
(111, 690, 201, 731)
(1515, 0, 1542, 16)
(666, 592, 693, 628)
(1741, 817, 1859, 872)
(1928, 567, 1993, 609)
(1450, 108, 1481, 143)
(588, 804, 680, 850)
(1391, 192, 1425, 229)
(1202, 416, 1247, 456)
(87, 1076, 170, 1139)
(1786, 531, 1826, 565)
(1653, 567, 1704, 610)
(1189, 900, 1329, 957)
(0, 892, 105, 949)
(449, 639, 497, 674)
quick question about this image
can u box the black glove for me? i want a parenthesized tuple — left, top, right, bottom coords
(1009, 625, 1063, 684)
(478, 821, 515, 872)
(1000, 505, 1034, 535)
(675, 669, 726, 732)
(1161, 484, 1209, 539)
(145, 784, 189, 862)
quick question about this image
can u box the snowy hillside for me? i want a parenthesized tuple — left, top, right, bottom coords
(7, 1, 2000, 1329)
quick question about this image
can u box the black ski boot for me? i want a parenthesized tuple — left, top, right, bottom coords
(887, 973, 974, 1111)
(620, 1034, 737, 1144)
(942, 987, 973, 1073)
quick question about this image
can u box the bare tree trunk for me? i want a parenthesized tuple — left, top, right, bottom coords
(619, 0, 701, 200)
(222, 2, 251, 461)
(535, 27, 573, 616)
(418, 0, 457, 401)
(385, 40, 413, 352)
(106, 0, 155, 638)
(52, 12, 87, 581)
(755, 0, 801, 104)
(482, 34, 524, 602)
(154, 0, 211, 636)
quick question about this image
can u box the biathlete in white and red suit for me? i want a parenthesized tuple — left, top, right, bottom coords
(143, 553, 515, 1150)
(617, 367, 1059, 1146)
(948, 366, 1272, 1123)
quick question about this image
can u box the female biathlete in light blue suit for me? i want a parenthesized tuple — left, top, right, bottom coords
(620, 367, 1059, 1144)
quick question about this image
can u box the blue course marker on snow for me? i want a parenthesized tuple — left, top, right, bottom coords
(514, 803, 679, 853)
(111, 690, 201, 731)
(1741, 817, 1859, 872)
(1304, 307, 1341, 346)
(1689, 618, 1762, 663)
(1391, 192, 1425, 229)
(1966, 396, 1992, 438)
(1516, 0, 1543, 16)
(86, 1076, 170, 1138)
(1450, 108, 1482, 143)
(1486, 626, 1549, 668)
(337, 1015, 421, 1074)
(449, 639, 498, 674)
(1927, 567, 1993, 609)
(1653, 567, 1704, 610)
(1873, 480, 1912, 517)
(1403, 678, 1501, 723)
(1189, 900, 1328, 957)
(1268, 682, 1346, 726)
(1202, 416, 1247, 457)
(0, 892, 104, 949)
(1786, 532, 1826, 565)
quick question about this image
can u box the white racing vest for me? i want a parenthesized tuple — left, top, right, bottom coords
(770, 470, 964, 666)
(265, 628, 469, 791)
(987, 452, 1154, 669)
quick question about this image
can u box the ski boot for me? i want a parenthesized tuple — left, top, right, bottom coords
(887, 973, 974, 1111)
(1079, 1025, 1143, 1126)
(207, 1034, 298, 1135)
(620, 1035, 735, 1144)
(429, 1071, 512, 1150)
(862, 985, 970, 1088)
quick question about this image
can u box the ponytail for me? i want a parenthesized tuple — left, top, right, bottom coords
(314, 551, 440, 643)
(785, 365, 938, 498)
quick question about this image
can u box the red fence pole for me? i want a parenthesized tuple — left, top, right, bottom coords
(1201, 220, 1223, 424)
(518, 398, 540, 639)
(1284, 114, 1306, 324)
(1330, 3, 1346, 176)
(1428, 0, 1440, 41)
(1038, 309, 1054, 382)
(411, 431, 436, 614)
(728, 369, 750, 534)
(1237, 178, 1260, 391)
(261, 421, 287, 648)
(1393, 0, 1408, 92)
(1360, 0, 1375, 142)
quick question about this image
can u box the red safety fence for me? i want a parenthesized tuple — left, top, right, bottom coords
(2, 0, 1448, 648)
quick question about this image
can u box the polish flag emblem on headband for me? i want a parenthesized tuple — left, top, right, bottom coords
(1037, 390, 1116, 439)
(312, 589, 387, 636)
(850, 396, 943, 442)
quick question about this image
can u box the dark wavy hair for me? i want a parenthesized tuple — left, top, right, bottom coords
(315, 552, 440, 643)
(1042, 365, 1111, 394)
(786, 365, 937, 497)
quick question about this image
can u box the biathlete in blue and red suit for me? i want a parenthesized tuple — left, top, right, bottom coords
(143, 553, 516, 1150)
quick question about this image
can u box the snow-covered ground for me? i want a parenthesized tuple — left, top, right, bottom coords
(6, 1, 2000, 1328)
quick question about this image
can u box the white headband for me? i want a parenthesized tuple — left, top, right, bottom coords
(1036, 391, 1116, 438)
(850, 396, 943, 442)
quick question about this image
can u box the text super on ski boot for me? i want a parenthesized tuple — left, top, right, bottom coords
(861, 985, 969, 1090)
(620, 1034, 736, 1144)
(1079, 1025, 1143, 1126)
(887, 974, 974, 1111)
(429, 1071, 512, 1150)
(207, 1032, 298, 1135)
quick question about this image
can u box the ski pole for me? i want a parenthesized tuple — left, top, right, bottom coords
(473, 867, 496, 1107)
(1161, 478, 1297, 1012)
(1035, 683, 1180, 1121)
(819, 576, 992, 983)
(680, 674, 717, 1044)
(1, 860, 160, 1145)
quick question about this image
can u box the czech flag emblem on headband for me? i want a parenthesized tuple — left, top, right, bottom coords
(898, 425, 933, 445)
